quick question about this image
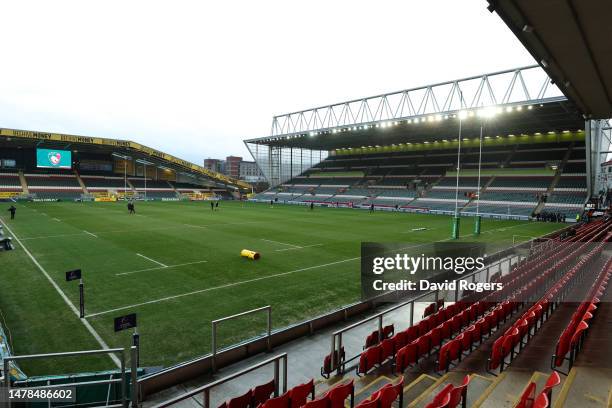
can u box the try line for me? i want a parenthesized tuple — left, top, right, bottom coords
(0, 217, 120, 368)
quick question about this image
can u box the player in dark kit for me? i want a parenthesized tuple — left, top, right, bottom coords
(310, 202, 314, 211)
(7, 205, 16, 219)
(211, 201, 214, 211)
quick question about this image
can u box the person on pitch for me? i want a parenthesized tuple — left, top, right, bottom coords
(7, 205, 16, 220)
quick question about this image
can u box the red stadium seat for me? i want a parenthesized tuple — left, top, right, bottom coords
(355, 393, 380, 408)
(289, 379, 315, 408)
(488, 336, 505, 371)
(326, 380, 354, 408)
(368, 376, 404, 408)
(541, 371, 561, 401)
(383, 324, 395, 339)
(365, 331, 380, 348)
(425, 384, 453, 408)
(533, 392, 549, 408)
(260, 392, 290, 408)
(448, 375, 470, 408)
(395, 342, 418, 373)
(303, 398, 330, 408)
(381, 338, 396, 362)
(321, 347, 345, 377)
(252, 380, 276, 407)
(227, 390, 252, 408)
(417, 333, 431, 357)
(515, 382, 535, 408)
(358, 345, 382, 375)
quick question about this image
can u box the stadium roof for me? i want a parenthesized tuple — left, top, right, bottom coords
(245, 65, 585, 151)
(246, 99, 584, 151)
(488, 0, 612, 119)
(0, 127, 250, 189)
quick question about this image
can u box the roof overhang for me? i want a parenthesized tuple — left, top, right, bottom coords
(487, 0, 612, 119)
(246, 99, 584, 151)
(0, 127, 250, 190)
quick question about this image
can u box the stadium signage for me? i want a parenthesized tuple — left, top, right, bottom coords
(114, 313, 138, 332)
(65, 269, 82, 281)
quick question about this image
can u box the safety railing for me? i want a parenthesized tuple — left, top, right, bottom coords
(212, 305, 272, 372)
(150, 352, 288, 408)
(328, 253, 525, 374)
(3, 347, 137, 408)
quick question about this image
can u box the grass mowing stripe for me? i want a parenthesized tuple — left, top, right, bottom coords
(0, 216, 120, 368)
(86, 256, 362, 318)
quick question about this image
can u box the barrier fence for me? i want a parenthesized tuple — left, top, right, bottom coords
(151, 352, 288, 408)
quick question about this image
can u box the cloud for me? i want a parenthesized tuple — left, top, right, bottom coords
(0, 0, 534, 164)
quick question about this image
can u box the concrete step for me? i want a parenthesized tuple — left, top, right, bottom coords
(556, 367, 612, 408)
(477, 371, 534, 408)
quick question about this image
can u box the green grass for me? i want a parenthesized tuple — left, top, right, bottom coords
(0, 201, 563, 376)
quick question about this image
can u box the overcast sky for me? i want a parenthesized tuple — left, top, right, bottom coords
(1, 0, 536, 164)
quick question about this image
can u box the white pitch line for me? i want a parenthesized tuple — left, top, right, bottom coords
(184, 224, 207, 229)
(86, 221, 542, 318)
(275, 243, 323, 252)
(52, 218, 61, 222)
(83, 230, 98, 238)
(116, 260, 208, 276)
(21, 232, 87, 241)
(0, 217, 120, 368)
(260, 238, 302, 248)
(136, 253, 168, 267)
(86, 256, 361, 318)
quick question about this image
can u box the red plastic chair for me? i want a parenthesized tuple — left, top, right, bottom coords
(403, 326, 419, 343)
(358, 345, 382, 375)
(533, 392, 549, 408)
(488, 336, 505, 371)
(447, 375, 470, 408)
(395, 342, 418, 372)
(380, 338, 396, 362)
(368, 376, 404, 408)
(326, 379, 354, 408)
(365, 331, 380, 348)
(355, 393, 380, 408)
(289, 379, 315, 408)
(260, 392, 290, 408)
(541, 371, 561, 401)
(515, 382, 536, 408)
(417, 333, 431, 358)
(425, 384, 453, 408)
(227, 389, 252, 408)
(252, 380, 276, 407)
(383, 324, 395, 339)
(302, 397, 329, 408)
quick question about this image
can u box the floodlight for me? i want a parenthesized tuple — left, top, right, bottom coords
(458, 110, 469, 120)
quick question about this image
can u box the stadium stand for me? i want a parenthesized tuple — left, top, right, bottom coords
(253, 138, 587, 220)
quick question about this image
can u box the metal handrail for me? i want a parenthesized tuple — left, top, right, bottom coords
(150, 352, 288, 408)
(212, 305, 272, 372)
(3, 347, 138, 408)
(329, 251, 524, 373)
